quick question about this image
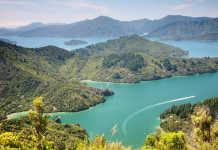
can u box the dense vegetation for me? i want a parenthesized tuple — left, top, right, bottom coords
(160, 96, 218, 120)
(0, 97, 217, 150)
(0, 97, 88, 150)
(148, 19, 218, 41)
(0, 41, 113, 120)
(159, 96, 218, 143)
(102, 53, 146, 71)
(76, 35, 188, 57)
(1, 34, 218, 120)
(61, 36, 218, 83)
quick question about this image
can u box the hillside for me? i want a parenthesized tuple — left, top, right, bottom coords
(159, 96, 218, 149)
(0, 117, 88, 149)
(1, 35, 218, 120)
(0, 15, 214, 38)
(0, 39, 218, 149)
(60, 35, 218, 83)
(148, 18, 218, 41)
(0, 41, 113, 120)
(0, 94, 217, 150)
(76, 35, 188, 57)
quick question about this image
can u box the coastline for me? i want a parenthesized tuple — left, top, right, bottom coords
(7, 111, 28, 119)
(80, 71, 217, 84)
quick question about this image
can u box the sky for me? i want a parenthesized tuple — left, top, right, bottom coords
(0, 0, 218, 28)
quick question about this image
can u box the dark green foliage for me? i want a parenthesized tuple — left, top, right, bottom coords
(77, 35, 188, 57)
(160, 103, 194, 119)
(103, 53, 146, 71)
(160, 115, 187, 132)
(0, 41, 113, 120)
(64, 53, 218, 83)
(160, 96, 218, 133)
(113, 73, 121, 79)
(160, 96, 218, 120)
(202, 97, 218, 119)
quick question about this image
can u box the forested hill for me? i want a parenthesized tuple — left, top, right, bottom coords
(159, 96, 218, 149)
(61, 35, 218, 83)
(1, 35, 218, 120)
(148, 18, 218, 41)
(0, 41, 113, 120)
(76, 35, 188, 57)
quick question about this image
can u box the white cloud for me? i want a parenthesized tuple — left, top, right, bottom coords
(50, 0, 109, 14)
(170, 4, 193, 10)
(62, 1, 109, 13)
(0, 0, 110, 27)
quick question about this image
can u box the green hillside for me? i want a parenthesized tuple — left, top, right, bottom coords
(77, 35, 188, 57)
(0, 117, 88, 150)
(61, 36, 218, 83)
(0, 41, 113, 120)
(1, 35, 218, 120)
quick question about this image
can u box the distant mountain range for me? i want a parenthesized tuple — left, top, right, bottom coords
(0, 15, 217, 40)
(148, 18, 218, 41)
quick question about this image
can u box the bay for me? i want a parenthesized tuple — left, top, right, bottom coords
(2, 35, 218, 148)
(50, 73, 218, 148)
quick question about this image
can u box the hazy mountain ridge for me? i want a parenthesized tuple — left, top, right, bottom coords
(148, 18, 218, 40)
(0, 15, 215, 38)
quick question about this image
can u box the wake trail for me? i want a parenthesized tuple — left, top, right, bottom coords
(121, 96, 196, 135)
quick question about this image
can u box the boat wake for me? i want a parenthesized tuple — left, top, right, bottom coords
(121, 96, 196, 135)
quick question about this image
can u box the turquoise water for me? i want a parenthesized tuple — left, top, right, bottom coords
(2, 36, 218, 148)
(0, 36, 112, 50)
(49, 73, 218, 148)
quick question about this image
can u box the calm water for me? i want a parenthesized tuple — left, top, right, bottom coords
(3, 36, 218, 148)
(49, 73, 218, 148)
(161, 40, 218, 58)
(0, 36, 112, 50)
(1, 36, 218, 58)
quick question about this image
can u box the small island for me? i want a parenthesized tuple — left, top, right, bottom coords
(64, 40, 88, 46)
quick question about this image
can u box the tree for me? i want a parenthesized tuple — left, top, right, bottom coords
(191, 108, 217, 150)
(28, 97, 51, 150)
(0, 97, 55, 150)
(142, 131, 187, 150)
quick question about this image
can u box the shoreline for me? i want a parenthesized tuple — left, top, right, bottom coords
(7, 100, 105, 120)
(80, 71, 217, 84)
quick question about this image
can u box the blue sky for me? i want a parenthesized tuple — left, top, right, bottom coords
(1, 0, 218, 27)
